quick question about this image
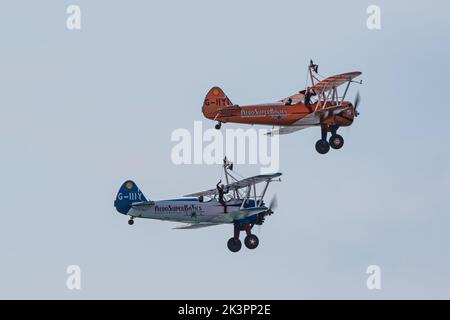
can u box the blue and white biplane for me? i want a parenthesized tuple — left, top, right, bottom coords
(114, 159, 281, 252)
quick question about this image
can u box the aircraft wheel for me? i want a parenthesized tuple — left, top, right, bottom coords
(227, 238, 242, 253)
(128, 219, 134, 225)
(329, 134, 344, 149)
(215, 122, 222, 130)
(315, 139, 330, 154)
(244, 234, 259, 250)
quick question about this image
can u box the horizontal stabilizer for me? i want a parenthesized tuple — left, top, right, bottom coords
(132, 201, 155, 210)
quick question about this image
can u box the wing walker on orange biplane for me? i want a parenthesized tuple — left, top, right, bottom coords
(202, 60, 362, 154)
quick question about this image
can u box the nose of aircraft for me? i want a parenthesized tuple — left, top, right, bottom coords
(347, 103, 358, 118)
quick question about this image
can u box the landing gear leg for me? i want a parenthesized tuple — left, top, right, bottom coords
(128, 217, 134, 225)
(315, 126, 330, 154)
(215, 122, 222, 130)
(243, 224, 259, 249)
(227, 225, 242, 252)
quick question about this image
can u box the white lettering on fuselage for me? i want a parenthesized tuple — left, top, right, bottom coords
(240, 108, 288, 118)
(154, 204, 203, 213)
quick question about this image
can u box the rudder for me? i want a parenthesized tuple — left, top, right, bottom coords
(114, 180, 148, 215)
(202, 87, 233, 119)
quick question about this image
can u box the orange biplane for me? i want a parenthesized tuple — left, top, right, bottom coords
(202, 61, 362, 154)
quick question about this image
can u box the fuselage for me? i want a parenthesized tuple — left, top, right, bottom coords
(127, 197, 266, 224)
(204, 101, 355, 128)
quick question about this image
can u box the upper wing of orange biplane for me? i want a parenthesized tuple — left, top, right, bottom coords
(268, 105, 349, 135)
(310, 72, 361, 95)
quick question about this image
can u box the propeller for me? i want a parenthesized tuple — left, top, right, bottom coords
(354, 91, 361, 117)
(268, 195, 278, 212)
(255, 195, 277, 229)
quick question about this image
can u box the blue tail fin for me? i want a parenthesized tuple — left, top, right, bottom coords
(114, 180, 148, 214)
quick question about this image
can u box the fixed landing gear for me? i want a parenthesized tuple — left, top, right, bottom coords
(329, 134, 344, 149)
(244, 234, 259, 249)
(227, 238, 242, 252)
(315, 125, 344, 154)
(128, 218, 134, 225)
(215, 122, 222, 130)
(315, 139, 330, 154)
(315, 125, 330, 154)
(227, 223, 259, 252)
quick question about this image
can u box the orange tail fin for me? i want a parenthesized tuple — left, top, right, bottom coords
(202, 87, 233, 120)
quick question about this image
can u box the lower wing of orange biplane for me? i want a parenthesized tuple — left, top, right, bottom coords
(268, 105, 348, 135)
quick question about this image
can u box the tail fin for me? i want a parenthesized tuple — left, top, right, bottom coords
(114, 180, 148, 215)
(202, 87, 233, 119)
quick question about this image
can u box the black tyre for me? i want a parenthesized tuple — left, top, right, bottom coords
(128, 219, 134, 225)
(329, 134, 344, 149)
(315, 139, 330, 154)
(227, 238, 242, 252)
(215, 123, 222, 130)
(244, 234, 259, 249)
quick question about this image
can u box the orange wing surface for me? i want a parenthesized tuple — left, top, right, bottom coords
(310, 71, 361, 94)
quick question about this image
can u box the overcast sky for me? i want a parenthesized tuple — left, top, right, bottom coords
(0, 0, 449, 299)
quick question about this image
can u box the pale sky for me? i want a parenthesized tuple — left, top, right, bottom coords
(0, 0, 449, 299)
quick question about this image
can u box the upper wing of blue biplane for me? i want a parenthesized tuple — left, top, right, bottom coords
(184, 173, 282, 197)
